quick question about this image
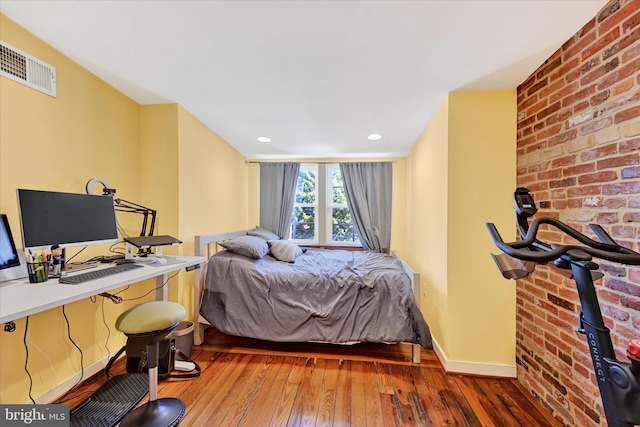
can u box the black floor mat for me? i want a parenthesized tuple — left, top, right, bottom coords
(70, 373, 148, 427)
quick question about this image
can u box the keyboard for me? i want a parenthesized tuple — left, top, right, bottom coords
(59, 262, 143, 284)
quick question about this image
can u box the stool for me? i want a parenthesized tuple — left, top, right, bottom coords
(115, 301, 187, 427)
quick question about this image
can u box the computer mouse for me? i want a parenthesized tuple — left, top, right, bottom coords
(154, 257, 168, 265)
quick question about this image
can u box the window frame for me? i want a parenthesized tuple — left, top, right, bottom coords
(290, 163, 359, 247)
(325, 164, 359, 247)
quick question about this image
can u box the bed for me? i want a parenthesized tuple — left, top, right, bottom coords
(193, 230, 432, 363)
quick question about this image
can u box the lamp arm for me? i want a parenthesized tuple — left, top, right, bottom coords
(114, 198, 157, 237)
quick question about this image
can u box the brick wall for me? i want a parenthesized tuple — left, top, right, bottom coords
(516, 0, 640, 425)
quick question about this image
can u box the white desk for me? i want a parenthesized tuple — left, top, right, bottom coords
(0, 256, 206, 325)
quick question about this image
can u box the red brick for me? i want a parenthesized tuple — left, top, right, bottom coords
(585, 27, 620, 60)
(622, 42, 640, 63)
(580, 57, 620, 87)
(604, 197, 627, 208)
(590, 89, 611, 106)
(597, 212, 619, 224)
(581, 143, 619, 161)
(567, 185, 602, 197)
(553, 200, 568, 209)
(562, 85, 596, 108)
(528, 161, 550, 173)
(518, 114, 536, 129)
(538, 169, 563, 181)
(564, 29, 598, 60)
(597, 56, 640, 90)
(612, 77, 634, 95)
(579, 171, 618, 184)
(527, 77, 549, 97)
(597, 153, 640, 169)
(526, 99, 549, 117)
(552, 155, 577, 168)
(550, 177, 577, 188)
(537, 123, 563, 140)
(568, 198, 584, 209)
(574, 101, 591, 114)
(526, 141, 548, 154)
(621, 5, 640, 34)
(536, 56, 562, 80)
(548, 129, 578, 146)
(603, 27, 640, 59)
(602, 180, 640, 194)
(619, 137, 640, 153)
(622, 212, 640, 222)
(597, 0, 625, 34)
(563, 163, 596, 177)
(614, 105, 640, 123)
(579, 117, 613, 135)
(536, 101, 562, 121)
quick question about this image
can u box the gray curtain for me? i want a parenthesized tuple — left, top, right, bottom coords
(260, 162, 300, 239)
(340, 162, 392, 253)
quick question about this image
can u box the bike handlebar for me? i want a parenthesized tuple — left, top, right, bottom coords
(486, 217, 640, 265)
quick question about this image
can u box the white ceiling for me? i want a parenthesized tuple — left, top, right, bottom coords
(0, 1, 607, 160)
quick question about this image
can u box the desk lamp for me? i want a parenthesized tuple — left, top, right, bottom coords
(86, 178, 157, 256)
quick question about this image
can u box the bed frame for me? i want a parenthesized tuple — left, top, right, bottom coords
(194, 230, 422, 363)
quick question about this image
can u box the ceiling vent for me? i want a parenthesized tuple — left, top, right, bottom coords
(0, 41, 56, 97)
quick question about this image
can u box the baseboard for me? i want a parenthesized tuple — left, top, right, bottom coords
(431, 336, 517, 378)
(35, 353, 124, 404)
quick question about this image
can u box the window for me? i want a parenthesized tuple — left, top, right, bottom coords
(291, 164, 359, 246)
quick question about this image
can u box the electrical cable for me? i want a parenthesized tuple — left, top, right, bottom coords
(55, 305, 84, 402)
(121, 270, 180, 302)
(23, 316, 36, 404)
(65, 246, 87, 264)
(108, 241, 126, 255)
(100, 297, 112, 360)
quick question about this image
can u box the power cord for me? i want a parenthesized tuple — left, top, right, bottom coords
(100, 297, 112, 362)
(23, 316, 36, 404)
(121, 270, 180, 302)
(55, 305, 85, 403)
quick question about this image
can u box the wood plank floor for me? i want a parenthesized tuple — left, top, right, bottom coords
(58, 329, 558, 426)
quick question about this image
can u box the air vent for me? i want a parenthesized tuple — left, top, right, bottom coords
(1, 41, 56, 97)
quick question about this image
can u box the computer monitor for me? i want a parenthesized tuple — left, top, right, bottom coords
(0, 213, 28, 281)
(17, 189, 119, 251)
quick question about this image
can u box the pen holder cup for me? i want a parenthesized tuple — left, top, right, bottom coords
(27, 260, 49, 283)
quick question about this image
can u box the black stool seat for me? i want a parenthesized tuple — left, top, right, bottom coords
(115, 301, 187, 427)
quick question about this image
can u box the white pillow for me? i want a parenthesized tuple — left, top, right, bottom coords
(268, 240, 303, 262)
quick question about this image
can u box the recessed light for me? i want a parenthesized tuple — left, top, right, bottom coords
(257, 136, 271, 143)
(367, 133, 382, 141)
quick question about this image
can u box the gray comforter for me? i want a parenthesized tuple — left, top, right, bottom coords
(200, 248, 432, 349)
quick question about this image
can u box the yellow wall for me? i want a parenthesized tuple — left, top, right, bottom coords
(407, 97, 450, 349)
(176, 104, 249, 315)
(0, 15, 249, 403)
(0, 14, 142, 403)
(408, 91, 517, 371)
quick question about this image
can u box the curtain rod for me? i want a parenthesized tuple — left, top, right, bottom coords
(245, 160, 398, 164)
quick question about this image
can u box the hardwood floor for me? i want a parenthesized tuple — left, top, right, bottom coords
(59, 329, 558, 426)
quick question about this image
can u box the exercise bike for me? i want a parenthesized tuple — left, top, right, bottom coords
(486, 188, 640, 427)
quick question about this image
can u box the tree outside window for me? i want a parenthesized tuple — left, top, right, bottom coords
(291, 164, 359, 245)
